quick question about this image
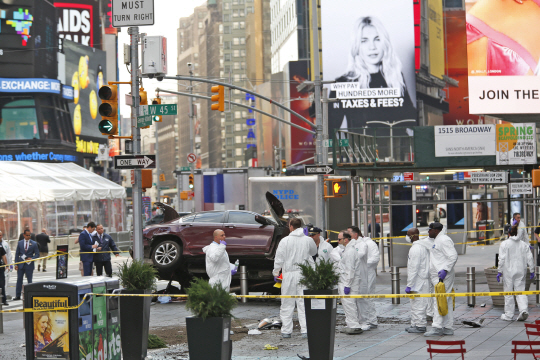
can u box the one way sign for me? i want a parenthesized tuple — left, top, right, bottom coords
(304, 164, 335, 175)
(114, 155, 156, 169)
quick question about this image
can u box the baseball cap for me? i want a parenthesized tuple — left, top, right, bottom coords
(308, 226, 322, 234)
(428, 222, 444, 230)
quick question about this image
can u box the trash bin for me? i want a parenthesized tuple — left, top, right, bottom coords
(476, 220, 495, 243)
(77, 281, 94, 360)
(90, 279, 107, 360)
(23, 281, 90, 360)
(104, 278, 121, 360)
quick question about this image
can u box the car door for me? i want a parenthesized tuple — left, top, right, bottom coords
(223, 211, 275, 256)
(180, 211, 225, 255)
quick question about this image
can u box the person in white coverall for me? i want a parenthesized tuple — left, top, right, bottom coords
(424, 222, 458, 337)
(203, 229, 237, 292)
(404, 227, 433, 333)
(498, 224, 535, 321)
(348, 226, 379, 330)
(273, 218, 317, 338)
(309, 226, 333, 264)
(512, 213, 529, 244)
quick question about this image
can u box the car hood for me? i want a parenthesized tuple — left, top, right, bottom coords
(265, 192, 287, 226)
(155, 202, 179, 223)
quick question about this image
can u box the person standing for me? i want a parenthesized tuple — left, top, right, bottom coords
(309, 226, 333, 264)
(203, 229, 236, 291)
(78, 222, 98, 277)
(93, 224, 120, 277)
(19, 226, 36, 241)
(36, 229, 50, 272)
(14, 229, 39, 300)
(404, 228, 433, 333)
(273, 218, 317, 338)
(498, 224, 535, 321)
(513, 213, 528, 243)
(0, 231, 12, 290)
(0, 241, 8, 305)
(424, 222, 458, 337)
(330, 233, 346, 263)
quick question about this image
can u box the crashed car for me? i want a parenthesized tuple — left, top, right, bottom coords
(142, 192, 296, 291)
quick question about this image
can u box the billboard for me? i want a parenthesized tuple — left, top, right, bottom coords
(64, 40, 107, 145)
(0, 0, 57, 79)
(54, 0, 102, 49)
(428, 0, 444, 79)
(496, 123, 537, 165)
(321, 0, 417, 134)
(434, 125, 496, 157)
(287, 61, 316, 164)
(466, 0, 540, 113)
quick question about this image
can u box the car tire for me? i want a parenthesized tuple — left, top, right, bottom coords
(439, 208, 447, 218)
(152, 239, 182, 271)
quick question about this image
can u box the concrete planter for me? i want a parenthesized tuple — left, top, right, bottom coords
(484, 268, 531, 307)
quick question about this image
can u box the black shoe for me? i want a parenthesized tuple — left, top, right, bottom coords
(13, 297, 21, 301)
(2, 302, 8, 306)
(42, 269, 47, 272)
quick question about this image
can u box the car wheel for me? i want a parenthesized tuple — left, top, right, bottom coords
(439, 208, 447, 218)
(152, 239, 182, 271)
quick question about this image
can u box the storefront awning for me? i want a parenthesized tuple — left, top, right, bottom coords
(0, 162, 126, 202)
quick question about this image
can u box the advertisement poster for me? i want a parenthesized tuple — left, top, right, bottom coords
(496, 123, 537, 165)
(32, 297, 70, 359)
(434, 125, 495, 157)
(321, 0, 417, 133)
(428, 0, 444, 79)
(288, 61, 316, 164)
(64, 40, 107, 141)
(56, 245, 69, 279)
(466, 0, 540, 114)
(54, 0, 102, 49)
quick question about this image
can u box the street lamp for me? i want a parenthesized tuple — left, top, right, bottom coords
(365, 119, 416, 161)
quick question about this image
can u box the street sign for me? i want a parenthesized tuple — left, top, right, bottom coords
(323, 139, 349, 147)
(304, 165, 335, 175)
(137, 114, 153, 128)
(99, 120, 115, 134)
(510, 182, 533, 195)
(112, 0, 155, 27)
(403, 172, 414, 181)
(139, 104, 177, 116)
(187, 153, 197, 163)
(96, 144, 110, 161)
(470, 171, 507, 184)
(114, 155, 156, 169)
(180, 166, 190, 171)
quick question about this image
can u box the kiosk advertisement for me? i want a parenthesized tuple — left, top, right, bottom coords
(32, 297, 70, 359)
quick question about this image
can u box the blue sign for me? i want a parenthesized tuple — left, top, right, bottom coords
(62, 85, 74, 100)
(0, 78, 61, 94)
(272, 190, 299, 200)
(0, 151, 78, 162)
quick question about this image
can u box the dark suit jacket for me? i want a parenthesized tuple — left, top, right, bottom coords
(78, 230, 95, 263)
(18, 233, 36, 241)
(36, 233, 51, 253)
(92, 233, 119, 262)
(14, 240, 39, 270)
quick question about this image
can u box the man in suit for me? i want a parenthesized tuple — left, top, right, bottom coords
(14, 229, 40, 300)
(36, 228, 51, 272)
(78, 222, 98, 276)
(93, 224, 120, 277)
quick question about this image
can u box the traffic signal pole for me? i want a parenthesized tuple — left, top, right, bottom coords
(188, 65, 195, 212)
(129, 26, 143, 261)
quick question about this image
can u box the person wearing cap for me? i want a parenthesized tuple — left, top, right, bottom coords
(309, 226, 333, 264)
(424, 222, 458, 337)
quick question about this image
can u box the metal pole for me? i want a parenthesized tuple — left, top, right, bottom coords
(534, 187, 538, 268)
(379, 183, 385, 272)
(188, 66, 195, 213)
(390, 125, 394, 161)
(239, 265, 248, 304)
(391, 266, 400, 305)
(466, 267, 475, 307)
(536, 265, 540, 305)
(0, 303, 3, 334)
(322, 88, 329, 164)
(129, 26, 143, 261)
(155, 121, 160, 203)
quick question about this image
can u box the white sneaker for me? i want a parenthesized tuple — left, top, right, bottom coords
(517, 311, 529, 321)
(500, 314, 513, 321)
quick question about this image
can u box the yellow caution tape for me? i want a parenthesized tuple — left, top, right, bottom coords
(0, 293, 90, 313)
(0, 250, 129, 268)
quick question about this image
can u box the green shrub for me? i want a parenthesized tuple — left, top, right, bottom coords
(147, 334, 167, 349)
(298, 259, 339, 291)
(115, 259, 158, 291)
(185, 278, 237, 320)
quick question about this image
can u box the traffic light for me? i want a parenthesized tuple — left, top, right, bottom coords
(159, 173, 165, 182)
(152, 97, 162, 122)
(98, 85, 118, 135)
(141, 169, 152, 192)
(211, 85, 225, 112)
(331, 180, 348, 197)
(188, 174, 194, 189)
(533, 169, 540, 187)
(281, 159, 287, 173)
(139, 88, 148, 105)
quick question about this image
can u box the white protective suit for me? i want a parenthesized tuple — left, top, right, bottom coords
(1, 239, 12, 283)
(330, 245, 344, 263)
(407, 238, 433, 328)
(429, 230, 458, 330)
(203, 241, 232, 292)
(316, 239, 334, 264)
(273, 228, 317, 335)
(356, 237, 379, 326)
(337, 239, 365, 329)
(498, 235, 534, 319)
(517, 220, 529, 244)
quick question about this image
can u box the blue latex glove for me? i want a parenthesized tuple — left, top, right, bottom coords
(220, 240, 227, 246)
(231, 269, 237, 276)
(274, 276, 282, 282)
(531, 246, 534, 250)
(405, 286, 412, 294)
(344, 287, 351, 295)
(497, 272, 502, 283)
(531, 273, 535, 280)
(438, 270, 447, 280)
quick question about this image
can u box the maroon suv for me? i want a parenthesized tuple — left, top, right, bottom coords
(142, 192, 291, 291)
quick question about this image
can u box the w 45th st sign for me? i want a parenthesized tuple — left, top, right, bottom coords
(137, 104, 177, 128)
(114, 155, 156, 169)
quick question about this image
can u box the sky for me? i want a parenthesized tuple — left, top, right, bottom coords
(117, 0, 206, 118)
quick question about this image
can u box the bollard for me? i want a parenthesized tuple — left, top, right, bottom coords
(536, 266, 540, 305)
(0, 303, 3, 334)
(239, 266, 248, 304)
(466, 267, 476, 307)
(391, 266, 400, 305)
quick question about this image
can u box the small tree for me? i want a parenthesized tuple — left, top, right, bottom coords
(298, 259, 340, 290)
(185, 278, 237, 320)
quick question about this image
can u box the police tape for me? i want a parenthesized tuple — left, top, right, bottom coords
(0, 251, 130, 268)
(0, 293, 90, 313)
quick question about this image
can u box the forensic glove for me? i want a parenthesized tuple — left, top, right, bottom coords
(220, 240, 227, 246)
(405, 286, 412, 294)
(531, 272, 536, 280)
(231, 269, 237, 276)
(438, 269, 447, 280)
(497, 272, 502, 283)
(344, 287, 351, 295)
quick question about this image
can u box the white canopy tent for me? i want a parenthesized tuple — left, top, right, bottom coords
(0, 162, 126, 238)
